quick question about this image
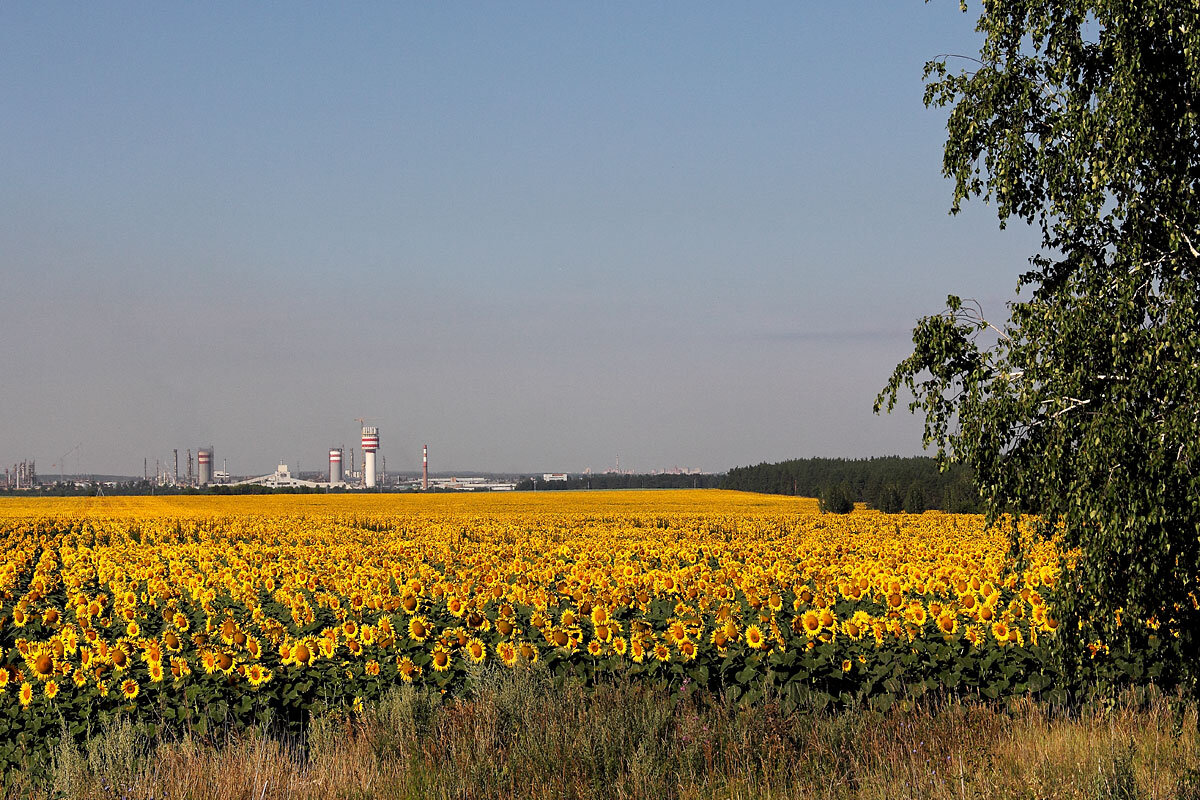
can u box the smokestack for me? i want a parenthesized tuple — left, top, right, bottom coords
(422, 444, 428, 490)
(361, 426, 379, 488)
(197, 448, 213, 486)
(329, 448, 343, 484)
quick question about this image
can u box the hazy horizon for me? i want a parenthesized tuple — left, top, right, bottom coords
(1, 3, 1041, 476)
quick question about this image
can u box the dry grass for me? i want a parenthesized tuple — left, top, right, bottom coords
(18, 669, 1200, 800)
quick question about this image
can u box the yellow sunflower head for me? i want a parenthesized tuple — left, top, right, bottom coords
(744, 624, 765, 649)
(431, 645, 451, 672)
(408, 616, 430, 642)
(496, 641, 518, 668)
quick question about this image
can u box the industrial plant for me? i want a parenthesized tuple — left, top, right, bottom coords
(3, 422, 681, 493)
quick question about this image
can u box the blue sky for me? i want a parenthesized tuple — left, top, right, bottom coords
(1, 3, 1040, 476)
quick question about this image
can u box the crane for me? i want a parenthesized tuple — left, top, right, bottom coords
(52, 443, 81, 485)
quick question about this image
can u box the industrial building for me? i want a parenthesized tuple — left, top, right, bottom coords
(233, 463, 324, 489)
(361, 426, 379, 488)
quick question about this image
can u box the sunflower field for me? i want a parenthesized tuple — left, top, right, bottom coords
(0, 490, 1065, 782)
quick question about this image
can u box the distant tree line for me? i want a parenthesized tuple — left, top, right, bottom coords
(721, 457, 981, 514)
(516, 474, 723, 491)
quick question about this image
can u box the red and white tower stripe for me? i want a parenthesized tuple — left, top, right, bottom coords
(422, 444, 428, 490)
(361, 426, 379, 487)
(329, 448, 343, 484)
(197, 448, 213, 485)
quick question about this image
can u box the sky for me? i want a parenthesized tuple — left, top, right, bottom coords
(0, 2, 1043, 477)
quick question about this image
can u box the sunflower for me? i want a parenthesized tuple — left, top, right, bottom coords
(292, 642, 313, 666)
(744, 624, 766, 650)
(73, 670, 88, 689)
(170, 657, 191, 679)
(408, 616, 431, 643)
(666, 621, 688, 645)
(19, 682, 33, 707)
(240, 663, 267, 687)
(401, 594, 419, 615)
(396, 656, 419, 682)
(451, 636, 480, 663)
(148, 661, 164, 683)
(991, 621, 1010, 643)
(126, 620, 141, 638)
(800, 611, 821, 638)
(612, 636, 628, 657)
(110, 645, 130, 671)
(652, 643, 671, 663)
(937, 613, 958, 636)
(121, 678, 139, 700)
(431, 645, 451, 672)
(517, 641, 538, 664)
(44, 679, 60, 700)
(365, 659, 381, 676)
(31, 651, 54, 679)
(496, 641, 518, 668)
(586, 639, 603, 657)
(678, 640, 697, 661)
(841, 659, 853, 673)
(142, 641, 163, 664)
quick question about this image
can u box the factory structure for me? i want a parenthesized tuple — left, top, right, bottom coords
(9, 422, 520, 492)
(228, 424, 385, 489)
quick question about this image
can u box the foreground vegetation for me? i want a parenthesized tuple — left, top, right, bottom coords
(27, 669, 1200, 800)
(0, 493, 1071, 781)
(0, 491, 1186, 795)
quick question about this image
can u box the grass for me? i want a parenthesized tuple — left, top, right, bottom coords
(19, 666, 1200, 800)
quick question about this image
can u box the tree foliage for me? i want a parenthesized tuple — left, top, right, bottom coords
(723, 456, 979, 512)
(877, 1, 1200, 690)
(818, 483, 855, 514)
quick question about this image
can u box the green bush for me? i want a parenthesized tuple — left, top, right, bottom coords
(819, 483, 854, 514)
(903, 486, 926, 514)
(877, 485, 904, 514)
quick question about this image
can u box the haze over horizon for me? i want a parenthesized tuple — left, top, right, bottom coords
(1, 3, 1041, 477)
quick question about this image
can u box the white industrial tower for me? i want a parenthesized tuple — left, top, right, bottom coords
(361, 425, 379, 488)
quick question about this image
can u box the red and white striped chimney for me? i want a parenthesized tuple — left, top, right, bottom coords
(422, 444, 428, 490)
